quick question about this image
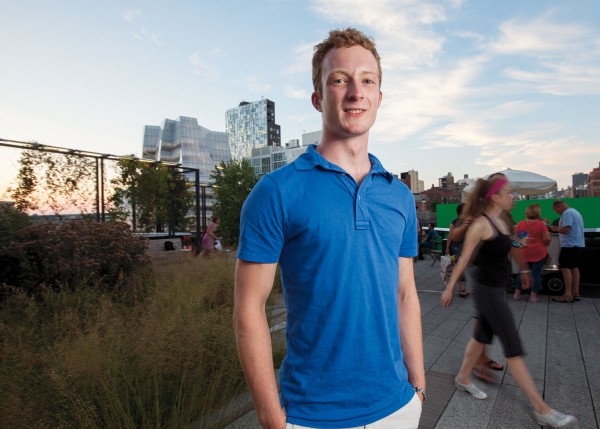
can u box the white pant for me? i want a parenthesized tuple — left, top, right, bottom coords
(286, 393, 422, 429)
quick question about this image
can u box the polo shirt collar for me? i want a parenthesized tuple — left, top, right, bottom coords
(295, 144, 394, 183)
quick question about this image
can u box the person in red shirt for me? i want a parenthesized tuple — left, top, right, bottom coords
(513, 204, 551, 302)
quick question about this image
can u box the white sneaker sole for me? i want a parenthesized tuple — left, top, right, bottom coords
(455, 377, 488, 400)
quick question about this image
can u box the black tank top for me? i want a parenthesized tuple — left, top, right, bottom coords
(473, 214, 512, 288)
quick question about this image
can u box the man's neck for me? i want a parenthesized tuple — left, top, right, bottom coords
(316, 135, 371, 185)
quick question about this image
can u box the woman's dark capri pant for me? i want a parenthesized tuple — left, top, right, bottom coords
(472, 282, 524, 358)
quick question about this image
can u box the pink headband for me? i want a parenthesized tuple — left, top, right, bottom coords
(484, 178, 508, 201)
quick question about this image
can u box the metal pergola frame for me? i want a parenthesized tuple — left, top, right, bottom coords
(0, 138, 203, 247)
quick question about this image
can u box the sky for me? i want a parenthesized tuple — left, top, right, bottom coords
(1, 0, 599, 197)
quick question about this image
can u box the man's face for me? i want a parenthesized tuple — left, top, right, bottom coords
(553, 204, 566, 215)
(312, 45, 382, 140)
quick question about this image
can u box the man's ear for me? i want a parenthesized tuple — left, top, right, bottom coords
(311, 92, 322, 112)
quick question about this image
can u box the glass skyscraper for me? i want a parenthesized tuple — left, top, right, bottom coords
(225, 99, 281, 160)
(142, 116, 230, 184)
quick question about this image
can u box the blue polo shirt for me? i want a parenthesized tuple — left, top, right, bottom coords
(559, 208, 585, 247)
(238, 145, 418, 428)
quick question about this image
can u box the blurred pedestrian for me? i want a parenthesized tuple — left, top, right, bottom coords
(447, 197, 503, 383)
(441, 176, 576, 428)
(446, 202, 471, 297)
(200, 216, 221, 257)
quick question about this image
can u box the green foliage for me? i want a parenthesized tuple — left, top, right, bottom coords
(9, 149, 97, 214)
(0, 257, 271, 429)
(1, 220, 150, 294)
(10, 151, 37, 212)
(211, 159, 258, 245)
(109, 159, 194, 234)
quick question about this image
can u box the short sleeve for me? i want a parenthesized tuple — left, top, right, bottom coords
(398, 192, 418, 257)
(237, 176, 286, 263)
(560, 211, 573, 228)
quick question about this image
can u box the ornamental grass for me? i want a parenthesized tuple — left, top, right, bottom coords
(0, 255, 282, 428)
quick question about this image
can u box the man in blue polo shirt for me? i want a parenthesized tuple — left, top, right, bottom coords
(551, 200, 585, 303)
(233, 28, 425, 429)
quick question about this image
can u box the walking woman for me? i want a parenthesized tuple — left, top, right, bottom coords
(200, 216, 221, 257)
(441, 176, 576, 428)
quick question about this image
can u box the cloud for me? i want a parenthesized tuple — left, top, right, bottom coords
(212, 46, 229, 57)
(123, 9, 162, 46)
(374, 53, 487, 142)
(131, 27, 163, 46)
(284, 42, 315, 76)
(122, 9, 141, 23)
(489, 12, 600, 95)
(234, 75, 272, 95)
(311, 0, 451, 69)
(287, 112, 321, 126)
(503, 63, 600, 96)
(308, 0, 479, 145)
(283, 85, 311, 100)
(189, 52, 220, 80)
(489, 13, 594, 55)
(309, 1, 599, 188)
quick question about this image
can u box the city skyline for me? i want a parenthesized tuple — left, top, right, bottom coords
(1, 0, 599, 196)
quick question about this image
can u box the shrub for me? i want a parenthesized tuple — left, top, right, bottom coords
(0, 204, 31, 250)
(1, 220, 150, 294)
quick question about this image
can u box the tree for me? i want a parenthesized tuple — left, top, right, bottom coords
(109, 159, 194, 234)
(10, 149, 97, 215)
(211, 159, 258, 245)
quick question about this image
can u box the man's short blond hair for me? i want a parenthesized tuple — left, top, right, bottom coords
(312, 27, 382, 96)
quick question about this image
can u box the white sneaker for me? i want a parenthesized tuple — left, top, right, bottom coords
(533, 408, 577, 427)
(454, 377, 487, 399)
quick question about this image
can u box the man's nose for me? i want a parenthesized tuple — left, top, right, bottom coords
(347, 81, 364, 100)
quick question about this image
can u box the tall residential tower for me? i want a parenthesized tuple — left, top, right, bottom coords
(225, 99, 281, 160)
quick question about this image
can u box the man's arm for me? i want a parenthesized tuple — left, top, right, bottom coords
(552, 225, 571, 235)
(445, 223, 454, 253)
(441, 217, 485, 307)
(448, 217, 473, 242)
(233, 260, 285, 429)
(397, 257, 426, 401)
